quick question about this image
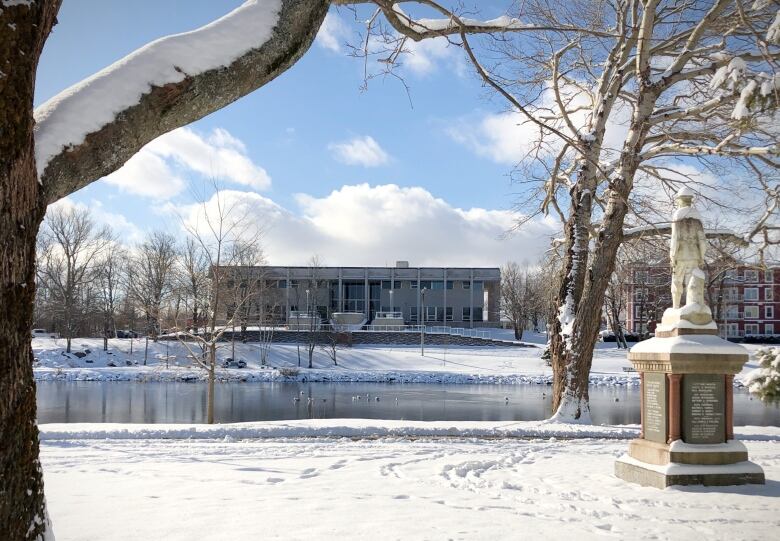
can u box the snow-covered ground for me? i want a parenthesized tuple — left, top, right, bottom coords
(31, 332, 766, 386)
(39, 421, 780, 540)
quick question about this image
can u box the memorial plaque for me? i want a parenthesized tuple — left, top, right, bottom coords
(643, 372, 667, 443)
(682, 374, 725, 444)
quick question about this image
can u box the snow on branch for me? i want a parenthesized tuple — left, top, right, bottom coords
(35, 0, 282, 180)
(35, 0, 329, 204)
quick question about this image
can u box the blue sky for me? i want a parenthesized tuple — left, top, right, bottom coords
(36, 1, 558, 266)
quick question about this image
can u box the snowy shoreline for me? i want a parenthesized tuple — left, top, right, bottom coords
(35, 419, 780, 442)
(33, 366, 642, 386)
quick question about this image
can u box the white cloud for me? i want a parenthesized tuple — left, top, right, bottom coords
(103, 127, 271, 198)
(315, 12, 351, 53)
(328, 136, 390, 167)
(446, 111, 533, 165)
(446, 85, 632, 165)
(402, 36, 462, 77)
(166, 184, 559, 267)
(46, 197, 144, 244)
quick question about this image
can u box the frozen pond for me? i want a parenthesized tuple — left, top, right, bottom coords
(36, 381, 780, 426)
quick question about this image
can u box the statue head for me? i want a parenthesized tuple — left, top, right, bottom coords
(675, 186, 695, 208)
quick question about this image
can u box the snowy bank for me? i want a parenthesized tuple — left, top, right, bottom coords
(36, 419, 780, 442)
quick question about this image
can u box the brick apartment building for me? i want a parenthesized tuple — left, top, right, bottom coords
(626, 264, 778, 338)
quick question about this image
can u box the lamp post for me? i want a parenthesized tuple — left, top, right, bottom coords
(421, 287, 427, 356)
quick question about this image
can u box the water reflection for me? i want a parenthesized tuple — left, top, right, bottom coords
(36, 381, 780, 426)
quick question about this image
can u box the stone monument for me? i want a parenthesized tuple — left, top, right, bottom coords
(614, 187, 765, 488)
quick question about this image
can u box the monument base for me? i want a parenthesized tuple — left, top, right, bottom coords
(627, 438, 750, 465)
(615, 454, 765, 489)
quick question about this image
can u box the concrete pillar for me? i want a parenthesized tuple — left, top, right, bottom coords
(469, 269, 474, 329)
(338, 268, 343, 312)
(285, 267, 290, 324)
(443, 268, 447, 324)
(417, 269, 421, 324)
(364, 268, 369, 319)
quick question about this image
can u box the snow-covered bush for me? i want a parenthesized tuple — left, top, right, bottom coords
(746, 348, 780, 403)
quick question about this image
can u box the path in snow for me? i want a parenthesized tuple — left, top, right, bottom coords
(40, 427, 779, 540)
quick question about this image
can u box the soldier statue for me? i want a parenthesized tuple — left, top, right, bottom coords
(670, 186, 708, 309)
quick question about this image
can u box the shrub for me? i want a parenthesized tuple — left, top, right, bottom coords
(277, 367, 299, 377)
(746, 348, 780, 403)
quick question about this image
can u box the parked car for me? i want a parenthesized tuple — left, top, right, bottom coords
(116, 330, 140, 338)
(222, 358, 247, 369)
(31, 328, 58, 339)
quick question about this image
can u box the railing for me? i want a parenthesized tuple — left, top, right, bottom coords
(289, 311, 320, 319)
(374, 311, 403, 319)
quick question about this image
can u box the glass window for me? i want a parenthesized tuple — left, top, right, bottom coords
(446, 307, 453, 321)
(420, 280, 432, 290)
(410, 307, 418, 322)
(725, 305, 739, 319)
(446, 280, 454, 289)
(425, 306, 437, 320)
(431, 281, 445, 290)
(462, 281, 471, 289)
(765, 288, 773, 301)
(766, 270, 774, 283)
(745, 324, 759, 336)
(634, 305, 644, 318)
(634, 288, 647, 301)
(744, 270, 759, 282)
(381, 280, 392, 290)
(745, 306, 759, 319)
(473, 307, 483, 321)
(766, 306, 774, 319)
(765, 324, 774, 335)
(289, 279, 299, 288)
(473, 281, 483, 290)
(634, 270, 648, 283)
(278, 279, 287, 289)
(411, 281, 418, 289)
(462, 307, 471, 321)
(744, 288, 759, 301)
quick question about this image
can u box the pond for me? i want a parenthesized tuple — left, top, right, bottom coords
(36, 381, 780, 426)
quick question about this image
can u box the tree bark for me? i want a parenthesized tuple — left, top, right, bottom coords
(1, 2, 62, 539)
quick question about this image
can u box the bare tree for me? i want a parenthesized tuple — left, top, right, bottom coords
(501, 261, 539, 340)
(179, 238, 210, 336)
(173, 186, 265, 424)
(128, 231, 179, 364)
(95, 238, 126, 351)
(36, 206, 109, 353)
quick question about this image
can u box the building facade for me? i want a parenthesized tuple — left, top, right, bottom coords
(223, 261, 501, 328)
(626, 264, 779, 338)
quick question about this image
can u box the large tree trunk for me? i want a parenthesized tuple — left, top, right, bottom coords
(550, 183, 594, 420)
(1, 3, 62, 538)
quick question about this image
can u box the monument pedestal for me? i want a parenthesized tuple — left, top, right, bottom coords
(614, 325, 765, 488)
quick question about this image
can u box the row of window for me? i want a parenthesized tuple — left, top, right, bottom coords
(634, 304, 777, 320)
(744, 324, 775, 335)
(634, 269, 776, 284)
(268, 279, 485, 290)
(726, 269, 774, 283)
(408, 306, 483, 322)
(633, 287, 774, 302)
(732, 306, 775, 319)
